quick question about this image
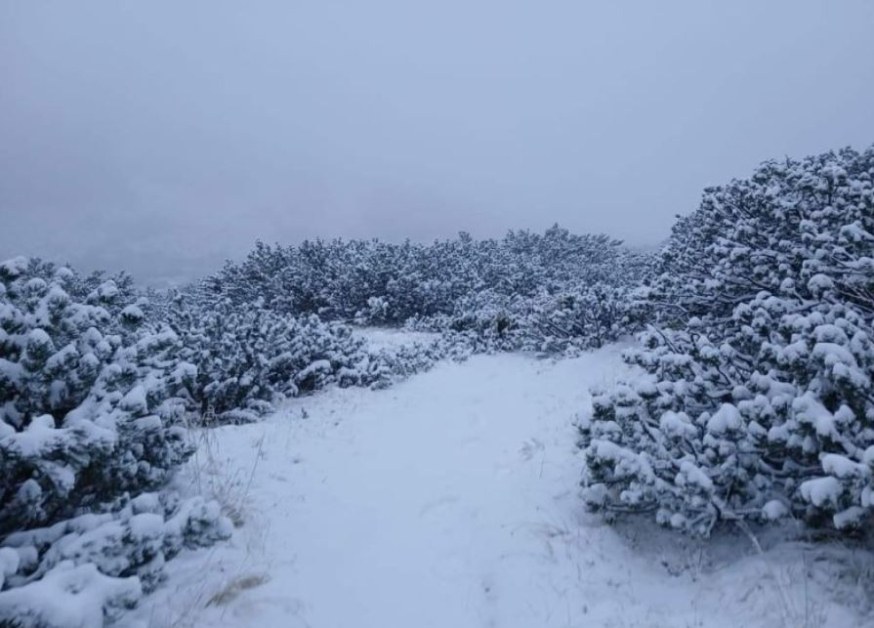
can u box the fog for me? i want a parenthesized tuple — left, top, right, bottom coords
(2, 0, 873, 284)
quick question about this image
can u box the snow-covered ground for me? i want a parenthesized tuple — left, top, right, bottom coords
(133, 344, 868, 628)
(352, 327, 439, 351)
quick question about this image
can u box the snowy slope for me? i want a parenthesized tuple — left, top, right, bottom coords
(133, 346, 865, 628)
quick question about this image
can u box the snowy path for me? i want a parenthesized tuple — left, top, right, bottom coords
(137, 348, 858, 628)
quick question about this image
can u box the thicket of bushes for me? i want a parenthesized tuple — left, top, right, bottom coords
(0, 258, 230, 625)
(165, 297, 445, 423)
(201, 226, 651, 353)
(581, 146, 874, 536)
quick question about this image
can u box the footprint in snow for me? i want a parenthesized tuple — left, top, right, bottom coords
(519, 437, 545, 461)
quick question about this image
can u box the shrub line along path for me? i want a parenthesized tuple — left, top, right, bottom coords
(135, 340, 858, 628)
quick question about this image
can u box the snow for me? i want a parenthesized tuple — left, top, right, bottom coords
(706, 403, 742, 435)
(800, 477, 843, 508)
(0, 561, 141, 628)
(833, 506, 867, 530)
(294, 359, 333, 381)
(6, 414, 68, 458)
(128, 513, 165, 540)
(353, 327, 439, 352)
(821, 453, 866, 479)
(0, 256, 29, 278)
(659, 410, 696, 439)
(133, 347, 864, 628)
(793, 392, 838, 438)
(121, 385, 148, 413)
(677, 460, 714, 492)
(25, 277, 48, 294)
(27, 327, 52, 348)
(0, 548, 19, 589)
(807, 273, 835, 295)
(812, 342, 858, 368)
(121, 304, 145, 321)
(761, 500, 789, 521)
(95, 281, 119, 300)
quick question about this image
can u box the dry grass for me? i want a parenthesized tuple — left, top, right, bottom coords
(206, 573, 271, 607)
(186, 410, 266, 528)
(149, 412, 271, 628)
(736, 521, 826, 628)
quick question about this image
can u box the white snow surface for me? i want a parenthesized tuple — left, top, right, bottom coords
(352, 327, 439, 351)
(134, 344, 865, 628)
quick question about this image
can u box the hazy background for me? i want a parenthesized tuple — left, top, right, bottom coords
(2, 1, 873, 285)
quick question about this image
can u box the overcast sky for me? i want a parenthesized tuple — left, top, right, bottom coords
(2, 1, 873, 284)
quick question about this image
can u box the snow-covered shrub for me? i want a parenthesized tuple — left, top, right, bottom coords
(518, 283, 651, 355)
(199, 226, 652, 351)
(169, 296, 355, 421)
(168, 294, 451, 423)
(349, 339, 450, 390)
(440, 290, 526, 353)
(402, 262, 651, 358)
(582, 146, 874, 536)
(0, 258, 197, 534)
(0, 258, 229, 623)
(354, 296, 390, 326)
(0, 492, 230, 625)
(0, 561, 141, 627)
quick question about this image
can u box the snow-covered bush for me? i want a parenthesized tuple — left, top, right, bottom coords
(168, 294, 451, 423)
(402, 248, 651, 357)
(199, 226, 652, 351)
(517, 283, 651, 355)
(354, 296, 390, 326)
(582, 146, 874, 536)
(0, 258, 195, 533)
(0, 492, 230, 625)
(0, 258, 229, 624)
(351, 339, 450, 390)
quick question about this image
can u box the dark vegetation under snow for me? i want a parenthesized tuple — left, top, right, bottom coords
(0, 144, 872, 624)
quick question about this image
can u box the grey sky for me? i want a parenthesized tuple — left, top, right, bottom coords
(2, 1, 873, 285)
